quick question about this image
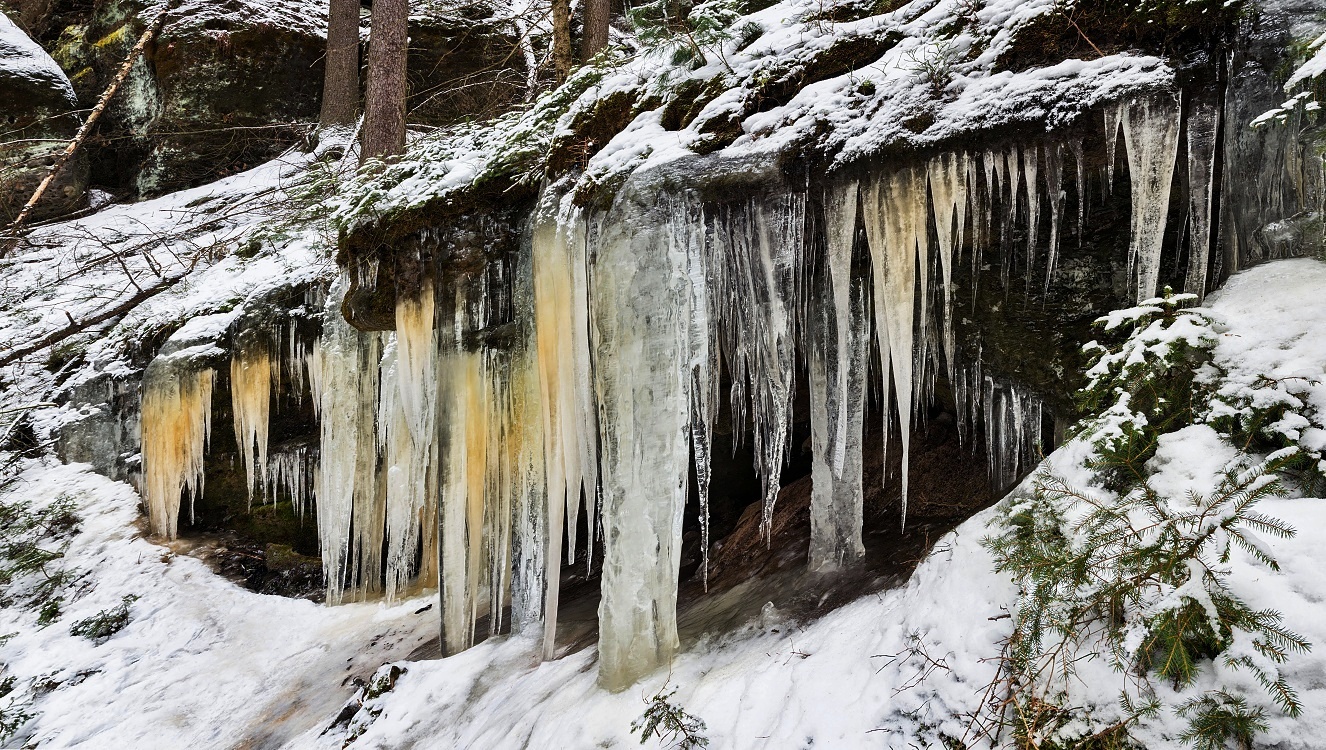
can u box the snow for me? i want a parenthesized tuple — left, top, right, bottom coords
(0, 460, 437, 749)
(3, 257, 1322, 747)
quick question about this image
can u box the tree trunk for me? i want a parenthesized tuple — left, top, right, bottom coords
(581, 0, 610, 62)
(360, 0, 409, 164)
(552, 0, 572, 84)
(320, 0, 361, 126)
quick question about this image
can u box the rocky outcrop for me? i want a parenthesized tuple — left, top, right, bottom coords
(20, 0, 531, 197)
(49, 0, 328, 195)
(0, 11, 86, 222)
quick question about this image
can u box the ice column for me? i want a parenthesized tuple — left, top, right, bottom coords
(1117, 94, 1181, 301)
(142, 362, 214, 539)
(592, 182, 697, 690)
(1185, 98, 1220, 300)
(809, 179, 868, 571)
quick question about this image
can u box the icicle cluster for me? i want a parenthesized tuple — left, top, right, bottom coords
(230, 329, 273, 503)
(141, 362, 213, 539)
(136, 89, 1222, 692)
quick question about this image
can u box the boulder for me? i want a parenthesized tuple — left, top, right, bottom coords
(51, 0, 328, 195)
(0, 10, 87, 222)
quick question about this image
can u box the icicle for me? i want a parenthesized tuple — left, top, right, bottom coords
(1043, 142, 1064, 293)
(1104, 103, 1123, 191)
(266, 444, 315, 517)
(592, 184, 697, 691)
(928, 153, 966, 381)
(678, 195, 717, 590)
(709, 193, 803, 541)
(142, 362, 214, 539)
(1070, 139, 1086, 247)
(862, 166, 926, 529)
(809, 180, 868, 570)
(437, 346, 489, 654)
(1185, 97, 1220, 300)
(509, 232, 548, 637)
(1023, 144, 1040, 290)
(230, 329, 271, 503)
(309, 277, 383, 605)
(532, 209, 599, 660)
(1120, 94, 1182, 301)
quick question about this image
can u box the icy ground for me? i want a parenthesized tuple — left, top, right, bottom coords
(0, 257, 1322, 748)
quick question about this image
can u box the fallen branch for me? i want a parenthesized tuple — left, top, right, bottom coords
(0, 271, 188, 368)
(2, 0, 182, 251)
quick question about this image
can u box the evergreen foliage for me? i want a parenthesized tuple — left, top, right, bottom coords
(69, 595, 139, 643)
(0, 476, 80, 616)
(984, 289, 1312, 749)
(631, 685, 709, 749)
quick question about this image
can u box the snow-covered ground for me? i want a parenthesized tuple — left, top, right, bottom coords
(2, 257, 1325, 748)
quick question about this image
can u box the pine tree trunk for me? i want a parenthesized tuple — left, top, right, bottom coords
(581, 0, 610, 62)
(319, 0, 361, 126)
(552, 0, 572, 83)
(360, 0, 409, 164)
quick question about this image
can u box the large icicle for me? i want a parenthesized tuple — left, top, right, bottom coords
(229, 329, 272, 502)
(1118, 94, 1182, 301)
(308, 278, 383, 605)
(376, 279, 438, 602)
(809, 179, 868, 571)
(862, 166, 926, 528)
(592, 182, 696, 690)
(1185, 97, 1220, 299)
(531, 210, 599, 659)
(437, 346, 489, 654)
(142, 360, 215, 539)
(678, 196, 717, 590)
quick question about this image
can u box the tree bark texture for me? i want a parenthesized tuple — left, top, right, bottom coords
(360, 0, 409, 164)
(582, 0, 610, 62)
(552, 0, 572, 84)
(320, 0, 361, 126)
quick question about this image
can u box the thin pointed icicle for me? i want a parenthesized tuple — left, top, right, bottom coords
(863, 166, 926, 530)
(1043, 143, 1064, 293)
(1185, 97, 1220, 300)
(1023, 144, 1040, 290)
(1104, 102, 1123, 190)
(230, 329, 271, 503)
(1070, 139, 1086, 247)
(809, 183, 868, 570)
(1121, 93, 1182, 301)
(710, 193, 803, 542)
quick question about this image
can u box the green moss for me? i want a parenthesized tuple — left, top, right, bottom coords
(546, 86, 644, 177)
